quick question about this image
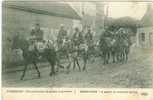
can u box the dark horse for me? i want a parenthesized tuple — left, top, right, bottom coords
(12, 38, 57, 80)
(99, 36, 111, 64)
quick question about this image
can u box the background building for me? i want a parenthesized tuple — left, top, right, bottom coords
(136, 4, 153, 48)
(69, 2, 105, 40)
(2, 1, 81, 66)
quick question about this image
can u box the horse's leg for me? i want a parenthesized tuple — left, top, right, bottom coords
(49, 61, 55, 76)
(33, 62, 41, 78)
(56, 56, 64, 71)
(20, 63, 28, 80)
(124, 48, 126, 61)
(83, 59, 87, 71)
(117, 52, 120, 62)
(66, 54, 71, 73)
(66, 62, 71, 73)
(83, 52, 87, 71)
(112, 51, 115, 63)
(76, 57, 81, 71)
(73, 58, 76, 70)
(105, 51, 108, 64)
(103, 52, 106, 64)
(107, 51, 110, 64)
(125, 47, 129, 61)
(122, 48, 126, 62)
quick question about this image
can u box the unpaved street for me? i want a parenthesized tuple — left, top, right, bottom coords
(3, 47, 153, 88)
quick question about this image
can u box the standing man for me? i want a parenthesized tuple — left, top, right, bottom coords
(31, 23, 44, 42)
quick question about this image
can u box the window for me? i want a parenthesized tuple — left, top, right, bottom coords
(141, 33, 145, 41)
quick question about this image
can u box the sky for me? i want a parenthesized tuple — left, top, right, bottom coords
(68, 2, 153, 20)
(106, 2, 152, 20)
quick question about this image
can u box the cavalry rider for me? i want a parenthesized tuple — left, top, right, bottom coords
(72, 27, 83, 48)
(71, 27, 82, 71)
(31, 23, 44, 42)
(85, 26, 94, 47)
(29, 23, 45, 53)
(57, 24, 67, 49)
(84, 26, 94, 56)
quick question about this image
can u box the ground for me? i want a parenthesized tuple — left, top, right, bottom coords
(2, 47, 153, 88)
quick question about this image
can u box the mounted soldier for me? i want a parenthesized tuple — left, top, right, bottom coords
(31, 23, 44, 42)
(57, 24, 67, 49)
(71, 27, 82, 71)
(84, 27, 95, 62)
(84, 27, 93, 47)
(72, 27, 83, 48)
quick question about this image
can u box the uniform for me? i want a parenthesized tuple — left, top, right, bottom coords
(85, 31, 93, 46)
(31, 29, 44, 41)
(57, 29, 67, 48)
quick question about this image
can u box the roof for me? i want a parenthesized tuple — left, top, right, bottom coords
(140, 4, 153, 27)
(3, 1, 81, 20)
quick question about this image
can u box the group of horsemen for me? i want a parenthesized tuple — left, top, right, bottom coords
(13, 23, 132, 80)
(28, 24, 95, 72)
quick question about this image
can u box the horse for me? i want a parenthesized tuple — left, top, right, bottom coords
(11, 37, 58, 80)
(11, 38, 41, 80)
(110, 34, 131, 63)
(121, 37, 131, 61)
(99, 36, 112, 64)
(35, 40, 57, 76)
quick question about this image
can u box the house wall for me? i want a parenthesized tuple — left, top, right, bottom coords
(136, 26, 153, 48)
(2, 7, 78, 66)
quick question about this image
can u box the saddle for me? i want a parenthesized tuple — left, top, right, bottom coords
(35, 42, 46, 53)
(79, 43, 88, 51)
(28, 44, 36, 51)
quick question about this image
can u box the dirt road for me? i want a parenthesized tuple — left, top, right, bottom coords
(2, 47, 153, 88)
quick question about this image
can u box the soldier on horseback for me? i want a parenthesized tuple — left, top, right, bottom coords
(57, 24, 67, 49)
(18, 23, 44, 80)
(84, 26, 94, 60)
(31, 23, 44, 42)
(18, 23, 59, 80)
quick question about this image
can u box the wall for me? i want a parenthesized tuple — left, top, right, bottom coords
(136, 26, 153, 48)
(2, 7, 76, 66)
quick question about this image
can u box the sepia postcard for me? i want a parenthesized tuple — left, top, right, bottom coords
(1, 0, 153, 100)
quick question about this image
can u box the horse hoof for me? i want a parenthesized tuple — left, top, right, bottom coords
(82, 67, 86, 71)
(37, 75, 41, 78)
(66, 71, 70, 74)
(20, 77, 23, 80)
(50, 73, 55, 76)
(50, 73, 53, 76)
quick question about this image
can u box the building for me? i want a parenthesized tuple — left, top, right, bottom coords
(69, 2, 105, 40)
(136, 4, 153, 48)
(2, 1, 81, 65)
